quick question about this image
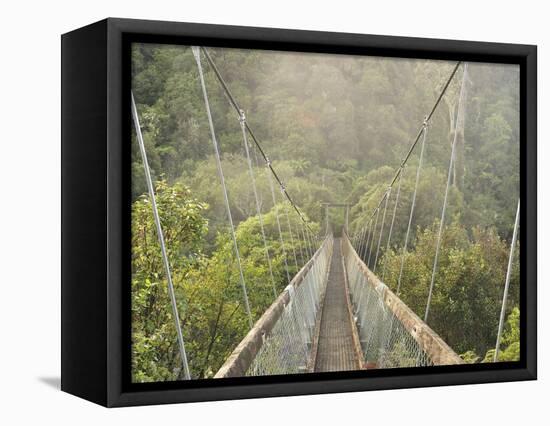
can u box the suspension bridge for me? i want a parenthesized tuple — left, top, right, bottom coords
(131, 47, 520, 379)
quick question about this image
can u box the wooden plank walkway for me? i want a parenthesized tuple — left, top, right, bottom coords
(314, 238, 360, 372)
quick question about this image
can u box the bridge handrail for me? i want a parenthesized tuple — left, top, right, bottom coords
(215, 235, 333, 378)
(341, 232, 463, 366)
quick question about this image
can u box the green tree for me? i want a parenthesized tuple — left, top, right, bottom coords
(381, 221, 519, 356)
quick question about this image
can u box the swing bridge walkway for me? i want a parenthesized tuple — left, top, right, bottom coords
(215, 233, 462, 377)
(131, 46, 520, 379)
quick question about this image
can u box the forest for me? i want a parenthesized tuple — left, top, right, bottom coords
(131, 44, 520, 382)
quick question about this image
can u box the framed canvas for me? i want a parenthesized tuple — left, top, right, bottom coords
(61, 18, 537, 407)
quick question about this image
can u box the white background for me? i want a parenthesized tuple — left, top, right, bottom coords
(0, 0, 545, 424)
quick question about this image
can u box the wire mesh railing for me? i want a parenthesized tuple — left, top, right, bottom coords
(215, 235, 333, 378)
(342, 233, 463, 368)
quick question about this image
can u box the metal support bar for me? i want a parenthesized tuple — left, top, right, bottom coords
(131, 92, 191, 380)
(494, 199, 520, 361)
(193, 47, 253, 329)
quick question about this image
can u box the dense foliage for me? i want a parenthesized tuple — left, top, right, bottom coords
(131, 179, 317, 381)
(131, 44, 520, 381)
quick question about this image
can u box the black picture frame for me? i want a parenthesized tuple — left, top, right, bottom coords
(61, 17, 537, 407)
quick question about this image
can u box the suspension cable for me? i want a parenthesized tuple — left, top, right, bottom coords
(357, 222, 370, 259)
(397, 123, 428, 294)
(301, 221, 313, 259)
(131, 92, 191, 380)
(494, 199, 520, 361)
(359, 222, 368, 261)
(295, 215, 306, 265)
(200, 47, 314, 234)
(354, 226, 361, 254)
(360, 219, 372, 262)
(192, 47, 253, 329)
(367, 207, 381, 268)
(357, 61, 461, 228)
(239, 109, 278, 298)
(297, 230, 306, 266)
(267, 168, 292, 284)
(424, 63, 468, 323)
(283, 198, 300, 271)
(373, 188, 391, 273)
(382, 168, 403, 281)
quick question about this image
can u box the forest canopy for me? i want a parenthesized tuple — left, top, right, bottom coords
(131, 44, 520, 381)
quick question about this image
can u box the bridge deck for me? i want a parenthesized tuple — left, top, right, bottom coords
(314, 238, 360, 372)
